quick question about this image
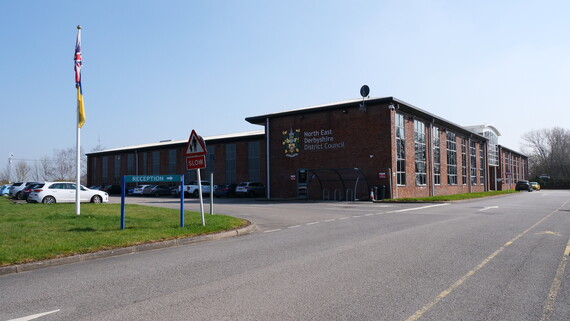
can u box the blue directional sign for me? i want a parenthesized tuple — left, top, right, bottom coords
(124, 175, 182, 183)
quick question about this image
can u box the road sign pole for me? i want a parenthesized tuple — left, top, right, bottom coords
(121, 176, 126, 230)
(197, 170, 205, 226)
(180, 175, 185, 227)
(210, 172, 214, 215)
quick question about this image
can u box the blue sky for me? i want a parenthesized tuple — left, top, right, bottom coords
(2, 0, 569, 175)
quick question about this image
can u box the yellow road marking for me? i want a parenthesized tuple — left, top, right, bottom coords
(535, 231, 563, 237)
(405, 201, 568, 321)
(540, 237, 570, 321)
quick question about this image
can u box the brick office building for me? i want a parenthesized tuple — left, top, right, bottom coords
(86, 96, 527, 200)
(86, 131, 266, 189)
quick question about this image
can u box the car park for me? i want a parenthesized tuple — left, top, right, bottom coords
(142, 185, 172, 196)
(515, 180, 532, 192)
(235, 182, 265, 197)
(530, 182, 540, 191)
(27, 182, 108, 204)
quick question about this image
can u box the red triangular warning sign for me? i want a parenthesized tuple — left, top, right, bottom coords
(185, 129, 207, 156)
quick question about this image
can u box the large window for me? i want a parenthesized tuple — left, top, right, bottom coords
(470, 141, 477, 185)
(447, 132, 457, 185)
(479, 143, 484, 185)
(396, 114, 406, 185)
(102, 156, 108, 183)
(114, 155, 120, 182)
(433, 127, 441, 185)
(461, 138, 467, 185)
(248, 142, 260, 182)
(127, 154, 134, 174)
(414, 120, 426, 185)
(152, 151, 160, 174)
(168, 149, 177, 174)
(225, 144, 236, 184)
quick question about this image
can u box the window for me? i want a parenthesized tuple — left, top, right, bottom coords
(447, 132, 457, 185)
(461, 138, 467, 185)
(114, 155, 120, 182)
(470, 141, 477, 185)
(433, 127, 440, 185)
(127, 154, 134, 174)
(414, 120, 426, 185)
(205, 146, 215, 178)
(168, 149, 177, 174)
(484, 130, 499, 167)
(225, 144, 236, 184)
(396, 114, 406, 185)
(479, 143, 484, 185)
(102, 156, 108, 183)
(152, 151, 160, 174)
(248, 142, 260, 182)
(142, 153, 148, 175)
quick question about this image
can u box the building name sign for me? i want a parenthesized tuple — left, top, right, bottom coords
(303, 129, 345, 151)
(282, 127, 346, 158)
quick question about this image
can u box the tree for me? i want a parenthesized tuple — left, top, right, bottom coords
(15, 161, 31, 181)
(522, 127, 570, 180)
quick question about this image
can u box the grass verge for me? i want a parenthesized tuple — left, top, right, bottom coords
(382, 189, 517, 202)
(0, 197, 247, 266)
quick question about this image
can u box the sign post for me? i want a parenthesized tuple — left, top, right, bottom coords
(185, 129, 208, 226)
(121, 175, 184, 230)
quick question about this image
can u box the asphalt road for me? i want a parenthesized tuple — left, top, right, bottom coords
(1, 191, 569, 321)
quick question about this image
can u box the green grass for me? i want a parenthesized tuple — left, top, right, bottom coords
(0, 197, 247, 266)
(383, 189, 517, 202)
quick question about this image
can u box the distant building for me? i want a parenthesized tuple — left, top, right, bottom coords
(87, 97, 527, 199)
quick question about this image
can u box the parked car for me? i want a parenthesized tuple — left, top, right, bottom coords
(88, 185, 102, 190)
(515, 180, 532, 192)
(8, 182, 42, 200)
(28, 182, 109, 204)
(214, 184, 237, 197)
(132, 185, 150, 195)
(530, 182, 541, 191)
(22, 183, 45, 202)
(178, 181, 212, 197)
(0, 184, 11, 195)
(142, 185, 172, 196)
(235, 182, 265, 197)
(100, 184, 122, 195)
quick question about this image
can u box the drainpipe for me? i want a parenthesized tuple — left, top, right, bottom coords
(468, 137, 472, 193)
(266, 118, 270, 200)
(430, 120, 435, 197)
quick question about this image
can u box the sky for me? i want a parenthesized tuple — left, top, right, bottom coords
(2, 0, 569, 177)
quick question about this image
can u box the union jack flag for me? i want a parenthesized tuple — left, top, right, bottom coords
(75, 26, 85, 128)
(74, 28, 82, 87)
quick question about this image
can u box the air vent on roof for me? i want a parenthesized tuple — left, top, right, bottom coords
(159, 139, 172, 142)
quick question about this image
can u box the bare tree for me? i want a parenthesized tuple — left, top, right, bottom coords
(52, 148, 75, 181)
(522, 127, 570, 180)
(14, 161, 31, 181)
(0, 164, 10, 184)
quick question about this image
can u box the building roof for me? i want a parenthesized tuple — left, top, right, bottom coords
(246, 96, 487, 140)
(86, 130, 265, 156)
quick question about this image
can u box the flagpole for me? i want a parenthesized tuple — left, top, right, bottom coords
(76, 112, 81, 215)
(75, 25, 82, 215)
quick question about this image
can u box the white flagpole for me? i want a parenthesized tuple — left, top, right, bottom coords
(76, 118, 81, 215)
(75, 25, 82, 215)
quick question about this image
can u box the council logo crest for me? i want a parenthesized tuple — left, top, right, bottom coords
(282, 128, 301, 158)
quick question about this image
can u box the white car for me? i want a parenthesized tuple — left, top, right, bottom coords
(28, 182, 109, 204)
